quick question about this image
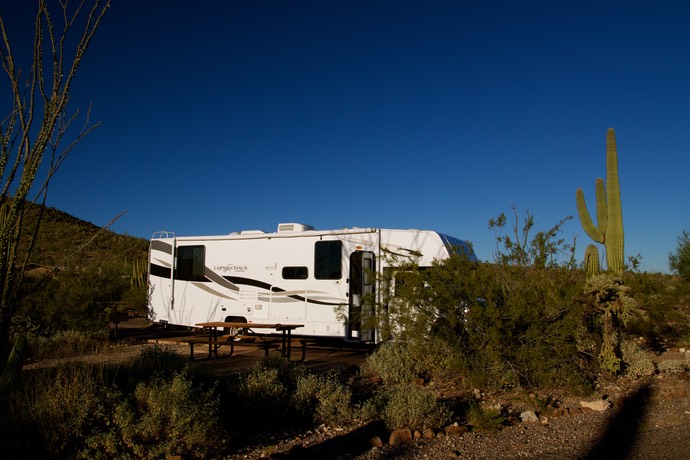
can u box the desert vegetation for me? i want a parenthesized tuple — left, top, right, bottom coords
(0, 204, 688, 458)
(0, 2, 688, 458)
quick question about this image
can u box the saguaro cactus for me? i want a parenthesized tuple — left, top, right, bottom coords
(576, 128, 625, 277)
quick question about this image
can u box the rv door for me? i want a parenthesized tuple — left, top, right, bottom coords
(348, 251, 375, 342)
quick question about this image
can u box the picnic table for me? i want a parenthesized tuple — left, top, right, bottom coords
(194, 321, 304, 360)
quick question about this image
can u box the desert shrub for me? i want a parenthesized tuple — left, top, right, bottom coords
(2, 345, 191, 458)
(360, 383, 450, 431)
(379, 252, 592, 393)
(26, 329, 109, 360)
(293, 373, 353, 425)
(16, 263, 130, 335)
(81, 372, 223, 460)
(669, 229, 690, 281)
(364, 338, 463, 388)
(625, 272, 690, 347)
(223, 355, 305, 428)
(1, 363, 116, 458)
(620, 339, 656, 379)
(464, 398, 507, 432)
(657, 357, 690, 375)
(363, 341, 423, 386)
(382, 384, 451, 430)
(122, 345, 187, 382)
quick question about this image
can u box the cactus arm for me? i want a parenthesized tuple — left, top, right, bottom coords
(594, 177, 607, 236)
(605, 128, 624, 276)
(576, 187, 605, 243)
(584, 244, 600, 278)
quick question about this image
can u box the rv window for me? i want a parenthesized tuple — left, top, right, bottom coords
(314, 241, 342, 279)
(176, 245, 205, 281)
(282, 266, 308, 279)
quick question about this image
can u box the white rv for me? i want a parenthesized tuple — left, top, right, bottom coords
(148, 223, 476, 343)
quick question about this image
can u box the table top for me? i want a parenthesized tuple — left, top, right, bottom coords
(196, 321, 304, 330)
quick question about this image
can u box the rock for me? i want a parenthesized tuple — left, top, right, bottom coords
(389, 428, 412, 446)
(423, 428, 436, 439)
(370, 436, 383, 448)
(445, 424, 469, 436)
(413, 430, 422, 440)
(579, 399, 612, 411)
(520, 410, 539, 423)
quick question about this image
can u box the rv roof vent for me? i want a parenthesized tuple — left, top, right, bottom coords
(277, 223, 315, 233)
(240, 230, 265, 235)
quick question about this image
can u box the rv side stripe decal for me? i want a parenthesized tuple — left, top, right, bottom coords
(150, 240, 173, 254)
(225, 276, 342, 306)
(205, 268, 240, 292)
(194, 282, 234, 300)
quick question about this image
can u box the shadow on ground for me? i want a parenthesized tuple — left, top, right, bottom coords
(271, 420, 388, 459)
(583, 383, 651, 459)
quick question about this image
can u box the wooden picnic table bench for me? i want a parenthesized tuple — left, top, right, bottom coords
(195, 322, 304, 360)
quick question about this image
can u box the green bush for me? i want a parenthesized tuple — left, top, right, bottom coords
(669, 230, 690, 281)
(15, 262, 135, 336)
(657, 356, 690, 375)
(1, 342, 229, 459)
(121, 345, 187, 383)
(27, 329, 109, 360)
(464, 398, 507, 432)
(377, 252, 593, 393)
(363, 341, 424, 386)
(222, 355, 305, 428)
(1, 363, 116, 458)
(293, 373, 353, 425)
(625, 271, 690, 347)
(81, 372, 223, 460)
(366, 383, 450, 431)
(620, 339, 656, 379)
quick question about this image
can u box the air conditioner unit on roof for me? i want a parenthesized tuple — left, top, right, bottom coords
(277, 223, 315, 233)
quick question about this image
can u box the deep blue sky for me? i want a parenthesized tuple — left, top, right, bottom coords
(2, 1, 689, 272)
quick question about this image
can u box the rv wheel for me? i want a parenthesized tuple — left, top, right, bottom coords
(225, 316, 248, 341)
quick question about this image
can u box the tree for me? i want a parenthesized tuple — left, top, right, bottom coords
(488, 206, 576, 269)
(669, 230, 690, 281)
(0, 0, 110, 363)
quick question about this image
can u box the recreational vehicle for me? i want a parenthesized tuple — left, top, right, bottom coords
(148, 223, 476, 344)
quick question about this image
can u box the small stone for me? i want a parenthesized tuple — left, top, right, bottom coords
(414, 430, 422, 440)
(580, 400, 612, 411)
(520, 410, 539, 423)
(370, 436, 383, 448)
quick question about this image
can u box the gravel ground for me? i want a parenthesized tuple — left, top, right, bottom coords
(354, 392, 690, 460)
(100, 321, 690, 459)
(230, 374, 690, 460)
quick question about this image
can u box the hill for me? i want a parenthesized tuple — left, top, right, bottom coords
(18, 203, 149, 270)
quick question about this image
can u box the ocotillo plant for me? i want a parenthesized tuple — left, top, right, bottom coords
(576, 128, 625, 277)
(0, 335, 26, 395)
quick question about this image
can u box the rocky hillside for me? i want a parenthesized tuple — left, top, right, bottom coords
(17, 202, 149, 269)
